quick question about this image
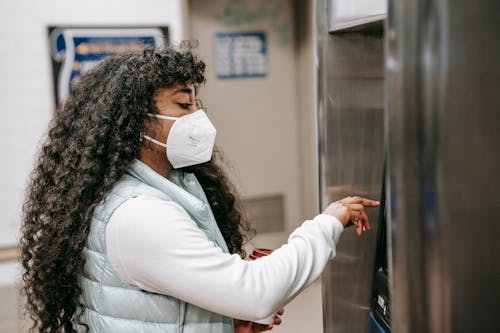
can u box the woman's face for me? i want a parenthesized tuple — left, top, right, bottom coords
(144, 83, 198, 156)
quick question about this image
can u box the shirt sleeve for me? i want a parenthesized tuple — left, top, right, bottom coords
(106, 195, 344, 323)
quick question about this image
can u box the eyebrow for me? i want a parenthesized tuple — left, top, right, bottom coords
(171, 87, 193, 96)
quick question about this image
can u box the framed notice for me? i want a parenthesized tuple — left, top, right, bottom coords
(48, 26, 169, 106)
(214, 32, 267, 79)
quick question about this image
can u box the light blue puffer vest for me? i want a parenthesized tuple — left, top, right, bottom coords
(78, 160, 234, 333)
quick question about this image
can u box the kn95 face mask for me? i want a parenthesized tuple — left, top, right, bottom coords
(143, 110, 217, 169)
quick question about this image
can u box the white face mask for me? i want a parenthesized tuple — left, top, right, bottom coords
(143, 110, 217, 169)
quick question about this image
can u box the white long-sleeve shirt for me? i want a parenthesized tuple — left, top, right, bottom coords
(106, 195, 344, 324)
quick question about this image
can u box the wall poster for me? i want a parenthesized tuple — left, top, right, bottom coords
(214, 31, 267, 79)
(48, 26, 169, 106)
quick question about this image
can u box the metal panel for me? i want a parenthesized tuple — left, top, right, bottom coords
(386, 0, 500, 332)
(317, 1, 385, 332)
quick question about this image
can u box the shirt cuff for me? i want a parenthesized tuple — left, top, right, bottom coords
(312, 214, 344, 256)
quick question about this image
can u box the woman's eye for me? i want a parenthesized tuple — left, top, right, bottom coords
(179, 103, 192, 110)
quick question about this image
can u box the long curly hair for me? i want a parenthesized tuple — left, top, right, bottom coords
(20, 47, 254, 333)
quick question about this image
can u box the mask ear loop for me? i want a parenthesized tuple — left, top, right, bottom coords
(146, 113, 179, 120)
(143, 134, 167, 148)
(142, 113, 177, 147)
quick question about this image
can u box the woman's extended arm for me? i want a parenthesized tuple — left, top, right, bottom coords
(106, 195, 346, 322)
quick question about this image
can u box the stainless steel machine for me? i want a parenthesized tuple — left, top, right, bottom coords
(317, 1, 500, 332)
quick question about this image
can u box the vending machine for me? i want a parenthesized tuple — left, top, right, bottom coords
(316, 1, 387, 332)
(318, 0, 500, 332)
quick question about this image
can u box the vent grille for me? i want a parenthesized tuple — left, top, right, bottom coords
(242, 194, 285, 234)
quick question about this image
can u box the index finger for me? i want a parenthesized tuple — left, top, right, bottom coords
(341, 196, 380, 207)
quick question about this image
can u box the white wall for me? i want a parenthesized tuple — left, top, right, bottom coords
(189, 0, 302, 249)
(0, 0, 188, 285)
(189, 0, 319, 238)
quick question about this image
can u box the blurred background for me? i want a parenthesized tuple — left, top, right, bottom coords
(0, 1, 319, 332)
(1, 1, 499, 333)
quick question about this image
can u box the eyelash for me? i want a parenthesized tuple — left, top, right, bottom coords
(179, 103, 192, 110)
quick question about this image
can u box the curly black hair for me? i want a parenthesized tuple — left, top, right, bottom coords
(20, 46, 254, 333)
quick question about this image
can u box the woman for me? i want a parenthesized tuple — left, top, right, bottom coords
(21, 47, 379, 333)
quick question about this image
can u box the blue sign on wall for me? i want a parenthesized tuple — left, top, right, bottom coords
(214, 32, 267, 79)
(49, 27, 168, 106)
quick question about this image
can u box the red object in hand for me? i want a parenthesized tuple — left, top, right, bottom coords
(249, 248, 273, 260)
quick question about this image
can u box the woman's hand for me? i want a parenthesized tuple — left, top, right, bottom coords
(233, 309, 285, 332)
(323, 196, 380, 236)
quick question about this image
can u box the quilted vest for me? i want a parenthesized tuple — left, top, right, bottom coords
(77, 159, 234, 333)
